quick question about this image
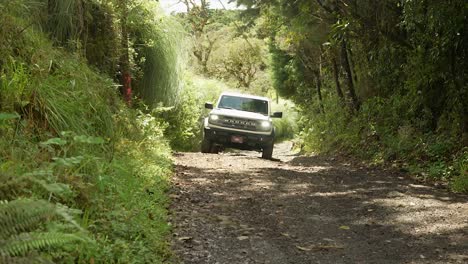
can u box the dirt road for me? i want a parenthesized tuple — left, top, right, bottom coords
(169, 142, 468, 264)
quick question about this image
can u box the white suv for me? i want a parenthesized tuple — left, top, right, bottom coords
(202, 92, 282, 159)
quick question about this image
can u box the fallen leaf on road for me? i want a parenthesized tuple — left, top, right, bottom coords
(339, 225, 350, 230)
(317, 245, 345, 250)
(296, 244, 344, 251)
(237, 236, 249, 241)
(169, 194, 181, 199)
(178, 236, 193, 242)
(296, 245, 313, 251)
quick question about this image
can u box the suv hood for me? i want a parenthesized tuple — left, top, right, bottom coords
(211, 108, 270, 121)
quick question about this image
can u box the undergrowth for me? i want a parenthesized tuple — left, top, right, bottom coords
(0, 3, 173, 262)
(298, 96, 468, 193)
(271, 99, 297, 142)
(154, 73, 232, 151)
(157, 73, 298, 151)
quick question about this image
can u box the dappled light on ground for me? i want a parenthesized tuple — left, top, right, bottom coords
(170, 143, 468, 263)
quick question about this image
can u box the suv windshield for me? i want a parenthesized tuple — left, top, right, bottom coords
(218, 95, 269, 115)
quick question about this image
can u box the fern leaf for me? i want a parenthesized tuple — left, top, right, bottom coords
(0, 232, 84, 257)
(0, 200, 55, 240)
(0, 254, 53, 264)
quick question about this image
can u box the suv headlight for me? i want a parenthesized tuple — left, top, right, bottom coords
(259, 120, 272, 130)
(208, 114, 220, 124)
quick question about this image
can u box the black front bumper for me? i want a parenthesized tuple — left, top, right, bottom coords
(204, 126, 274, 151)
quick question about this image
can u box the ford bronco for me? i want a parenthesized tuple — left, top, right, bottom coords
(202, 92, 282, 159)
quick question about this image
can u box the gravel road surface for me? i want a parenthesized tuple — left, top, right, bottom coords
(170, 142, 468, 264)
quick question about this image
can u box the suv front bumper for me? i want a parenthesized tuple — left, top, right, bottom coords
(204, 126, 274, 151)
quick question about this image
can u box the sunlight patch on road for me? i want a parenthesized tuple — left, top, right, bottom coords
(448, 253, 468, 263)
(250, 180, 275, 189)
(308, 190, 366, 198)
(287, 165, 331, 173)
(189, 177, 213, 184)
(372, 196, 468, 234)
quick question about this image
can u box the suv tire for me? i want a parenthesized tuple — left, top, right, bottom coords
(201, 138, 212, 153)
(262, 143, 273, 159)
(211, 145, 221, 154)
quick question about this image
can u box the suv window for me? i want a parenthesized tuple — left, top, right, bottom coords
(218, 95, 269, 115)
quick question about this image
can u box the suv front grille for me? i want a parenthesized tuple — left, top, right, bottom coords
(219, 116, 257, 131)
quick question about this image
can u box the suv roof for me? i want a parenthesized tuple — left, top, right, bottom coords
(220, 92, 270, 102)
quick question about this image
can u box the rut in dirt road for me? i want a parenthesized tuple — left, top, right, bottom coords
(170, 142, 468, 264)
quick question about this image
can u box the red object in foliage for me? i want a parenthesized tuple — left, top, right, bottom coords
(123, 72, 132, 105)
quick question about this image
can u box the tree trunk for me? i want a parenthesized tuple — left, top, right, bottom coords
(119, 0, 132, 106)
(316, 51, 324, 113)
(450, 45, 467, 135)
(315, 71, 324, 114)
(341, 39, 360, 111)
(332, 57, 344, 101)
(79, 0, 87, 56)
(347, 45, 359, 85)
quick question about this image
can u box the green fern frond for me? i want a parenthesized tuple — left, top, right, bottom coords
(0, 200, 55, 240)
(0, 254, 53, 264)
(55, 204, 85, 233)
(0, 232, 84, 257)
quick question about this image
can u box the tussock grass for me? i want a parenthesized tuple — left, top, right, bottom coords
(132, 3, 187, 107)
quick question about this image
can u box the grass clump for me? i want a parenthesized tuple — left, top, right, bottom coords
(132, 2, 187, 107)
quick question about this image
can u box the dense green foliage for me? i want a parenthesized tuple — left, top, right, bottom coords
(177, 4, 271, 94)
(131, 2, 186, 106)
(237, 0, 467, 192)
(156, 73, 234, 151)
(172, 3, 297, 146)
(271, 99, 298, 142)
(0, 0, 176, 262)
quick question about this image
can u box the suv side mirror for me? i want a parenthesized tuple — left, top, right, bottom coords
(271, 112, 283, 118)
(205, 102, 213, 109)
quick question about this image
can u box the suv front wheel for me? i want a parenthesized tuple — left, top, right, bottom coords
(201, 138, 212, 153)
(262, 142, 273, 159)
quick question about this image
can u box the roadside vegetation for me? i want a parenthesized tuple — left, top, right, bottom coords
(0, 0, 178, 262)
(235, 0, 467, 192)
